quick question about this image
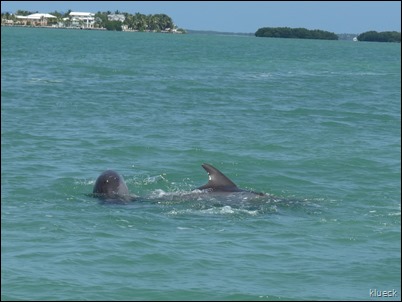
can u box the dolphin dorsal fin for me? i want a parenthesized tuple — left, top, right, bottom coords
(197, 163, 239, 191)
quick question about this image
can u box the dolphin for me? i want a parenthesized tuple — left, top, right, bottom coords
(92, 170, 136, 202)
(196, 163, 265, 196)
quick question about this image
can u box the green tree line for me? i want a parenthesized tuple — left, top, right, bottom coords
(94, 11, 175, 31)
(357, 31, 401, 43)
(255, 27, 338, 40)
(1, 10, 184, 32)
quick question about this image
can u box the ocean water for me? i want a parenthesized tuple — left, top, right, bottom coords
(1, 26, 400, 301)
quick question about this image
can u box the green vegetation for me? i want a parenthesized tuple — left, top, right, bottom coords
(357, 31, 401, 43)
(104, 20, 122, 31)
(255, 27, 338, 40)
(1, 9, 185, 33)
(14, 10, 37, 16)
(94, 11, 178, 32)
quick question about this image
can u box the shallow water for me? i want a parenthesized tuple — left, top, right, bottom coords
(1, 27, 400, 300)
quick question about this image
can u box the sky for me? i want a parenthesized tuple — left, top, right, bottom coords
(1, 1, 401, 34)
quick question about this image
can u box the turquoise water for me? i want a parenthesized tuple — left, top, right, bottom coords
(1, 27, 400, 301)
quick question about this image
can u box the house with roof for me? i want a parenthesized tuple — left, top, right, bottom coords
(68, 12, 95, 28)
(15, 13, 57, 26)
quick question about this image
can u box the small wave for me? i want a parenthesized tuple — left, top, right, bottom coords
(125, 174, 168, 186)
(148, 189, 206, 200)
(167, 205, 261, 216)
(203, 205, 260, 216)
(28, 77, 64, 83)
(75, 179, 94, 186)
(143, 174, 168, 185)
(245, 70, 389, 82)
(150, 189, 171, 198)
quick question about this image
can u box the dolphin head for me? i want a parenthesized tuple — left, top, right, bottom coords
(93, 170, 131, 201)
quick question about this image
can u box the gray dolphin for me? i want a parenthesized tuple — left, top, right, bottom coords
(93, 170, 135, 202)
(196, 163, 265, 196)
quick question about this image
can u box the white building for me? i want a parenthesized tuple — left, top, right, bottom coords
(107, 14, 125, 22)
(15, 13, 57, 26)
(69, 12, 95, 28)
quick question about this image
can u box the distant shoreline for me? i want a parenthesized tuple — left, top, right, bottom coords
(2, 24, 106, 30)
(2, 24, 359, 40)
(1, 24, 183, 33)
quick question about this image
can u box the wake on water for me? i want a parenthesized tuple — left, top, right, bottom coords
(127, 187, 321, 217)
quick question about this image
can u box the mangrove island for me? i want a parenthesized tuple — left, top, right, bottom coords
(357, 31, 401, 43)
(255, 27, 338, 40)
